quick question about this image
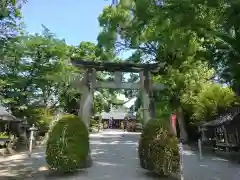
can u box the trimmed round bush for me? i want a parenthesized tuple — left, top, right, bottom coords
(46, 114, 89, 172)
(138, 120, 179, 176)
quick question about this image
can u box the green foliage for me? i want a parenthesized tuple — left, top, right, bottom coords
(46, 114, 89, 172)
(192, 84, 235, 122)
(89, 117, 101, 133)
(0, 0, 23, 19)
(155, 101, 172, 120)
(0, 132, 9, 138)
(1, 24, 124, 129)
(1, 0, 240, 145)
(27, 108, 53, 132)
(92, 94, 105, 114)
(0, 0, 24, 40)
(138, 120, 179, 176)
(98, 1, 240, 135)
(152, 0, 240, 90)
(183, 1, 240, 88)
(1, 28, 70, 115)
(62, 40, 122, 115)
(90, 118, 98, 127)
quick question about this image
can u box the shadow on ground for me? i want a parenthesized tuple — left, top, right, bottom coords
(187, 143, 240, 164)
(0, 151, 46, 180)
(0, 132, 179, 180)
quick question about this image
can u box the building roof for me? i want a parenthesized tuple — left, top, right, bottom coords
(202, 106, 240, 127)
(0, 106, 17, 121)
(101, 107, 136, 120)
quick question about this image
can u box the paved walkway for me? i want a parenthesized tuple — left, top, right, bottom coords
(0, 130, 240, 180)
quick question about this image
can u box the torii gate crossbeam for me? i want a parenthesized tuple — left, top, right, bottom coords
(71, 59, 165, 128)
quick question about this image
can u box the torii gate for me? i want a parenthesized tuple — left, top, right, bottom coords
(71, 59, 165, 129)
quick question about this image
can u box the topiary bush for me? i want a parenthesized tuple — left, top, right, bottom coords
(46, 114, 90, 172)
(138, 120, 179, 176)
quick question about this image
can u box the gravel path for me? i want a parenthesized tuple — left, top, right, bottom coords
(0, 130, 240, 180)
(182, 147, 240, 180)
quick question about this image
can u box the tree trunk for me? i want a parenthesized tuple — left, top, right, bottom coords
(176, 106, 188, 142)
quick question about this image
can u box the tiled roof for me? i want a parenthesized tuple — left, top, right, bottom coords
(101, 108, 127, 120)
(101, 107, 136, 120)
(0, 106, 17, 121)
(203, 106, 240, 127)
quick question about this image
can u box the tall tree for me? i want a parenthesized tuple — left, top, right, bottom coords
(1, 27, 73, 130)
(156, 0, 240, 91)
(0, 0, 24, 41)
(97, 1, 202, 140)
(62, 41, 121, 115)
(97, 0, 237, 141)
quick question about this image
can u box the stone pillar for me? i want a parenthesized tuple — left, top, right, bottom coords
(223, 126, 229, 152)
(140, 70, 150, 125)
(147, 71, 155, 119)
(78, 69, 94, 129)
(78, 69, 94, 168)
(114, 71, 122, 84)
(201, 128, 207, 141)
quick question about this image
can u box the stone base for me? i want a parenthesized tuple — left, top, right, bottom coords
(170, 172, 180, 180)
(79, 152, 93, 169)
(85, 153, 93, 168)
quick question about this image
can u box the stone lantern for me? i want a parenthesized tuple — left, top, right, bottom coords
(28, 124, 38, 157)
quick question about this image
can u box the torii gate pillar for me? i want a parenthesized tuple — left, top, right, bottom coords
(78, 69, 94, 128)
(72, 59, 164, 129)
(140, 70, 155, 125)
(140, 71, 150, 125)
(79, 69, 155, 127)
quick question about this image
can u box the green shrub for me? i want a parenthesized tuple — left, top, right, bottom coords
(0, 132, 9, 138)
(90, 118, 98, 128)
(138, 120, 179, 176)
(45, 114, 89, 172)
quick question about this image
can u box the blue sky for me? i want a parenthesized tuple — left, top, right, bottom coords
(22, 0, 131, 58)
(22, 0, 136, 107)
(22, 0, 111, 45)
